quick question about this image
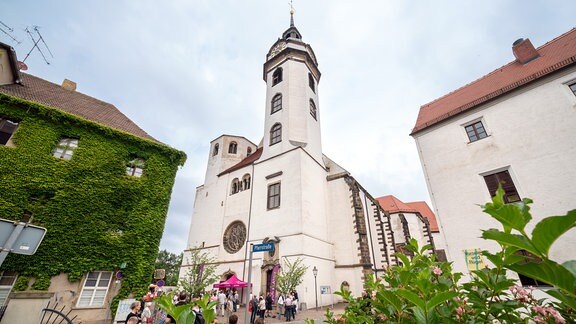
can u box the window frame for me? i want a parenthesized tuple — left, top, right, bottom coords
(482, 169, 521, 204)
(0, 271, 17, 306)
(0, 118, 19, 146)
(271, 94, 282, 114)
(242, 174, 251, 190)
(229, 142, 238, 154)
(76, 271, 113, 308)
(213, 143, 219, 156)
(308, 73, 315, 93)
(272, 68, 283, 86)
(126, 158, 145, 177)
(53, 138, 79, 160)
(231, 178, 240, 194)
(267, 182, 281, 209)
(270, 123, 282, 146)
(464, 120, 488, 143)
(569, 82, 576, 96)
(310, 99, 317, 120)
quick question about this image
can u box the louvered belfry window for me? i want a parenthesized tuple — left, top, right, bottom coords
(483, 170, 521, 203)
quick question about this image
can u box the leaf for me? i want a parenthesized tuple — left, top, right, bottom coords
(426, 291, 457, 312)
(483, 204, 531, 233)
(376, 290, 404, 312)
(396, 289, 426, 310)
(481, 229, 537, 255)
(563, 260, 576, 277)
(531, 210, 576, 257)
(506, 260, 576, 296)
(545, 289, 576, 310)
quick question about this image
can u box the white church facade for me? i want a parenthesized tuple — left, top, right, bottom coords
(181, 14, 437, 307)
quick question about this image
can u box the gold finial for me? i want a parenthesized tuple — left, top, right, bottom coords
(289, 0, 295, 15)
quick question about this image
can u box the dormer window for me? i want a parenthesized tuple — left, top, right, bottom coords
(272, 68, 283, 86)
(126, 158, 145, 177)
(0, 118, 18, 145)
(229, 142, 238, 154)
(310, 99, 317, 120)
(272, 94, 282, 114)
(308, 73, 315, 93)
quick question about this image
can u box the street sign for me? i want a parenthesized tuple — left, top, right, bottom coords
(252, 242, 275, 252)
(0, 219, 46, 255)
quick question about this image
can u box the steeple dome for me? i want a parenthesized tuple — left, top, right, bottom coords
(282, 6, 302, 40)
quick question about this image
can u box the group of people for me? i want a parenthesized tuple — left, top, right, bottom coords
(249, 291, 299, 323)
(209, 289, 241, 318)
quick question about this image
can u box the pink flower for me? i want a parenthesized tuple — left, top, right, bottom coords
(432, 266, 442, 275)
(456, 306, 464, 316)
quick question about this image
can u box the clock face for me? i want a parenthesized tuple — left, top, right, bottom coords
(270, 41, 287, 58)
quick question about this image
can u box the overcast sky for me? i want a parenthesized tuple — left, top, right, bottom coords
(2, 1, 575, 254)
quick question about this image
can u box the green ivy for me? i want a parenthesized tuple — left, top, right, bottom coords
(12, 276, 29, 292)
(31, 276, 51, 291)
(0, 93, 186, 314)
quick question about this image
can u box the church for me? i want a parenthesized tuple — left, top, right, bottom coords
(181, 12, 437, 308)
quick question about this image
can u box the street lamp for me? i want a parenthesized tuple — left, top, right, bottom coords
(312, 266, 318, 310)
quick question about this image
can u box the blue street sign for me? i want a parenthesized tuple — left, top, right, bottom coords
(253, 242, 275, 252)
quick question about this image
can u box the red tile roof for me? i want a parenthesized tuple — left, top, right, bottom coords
(376, 195, 439, 232)
(218, 147, 263, 176)
(412, 28, 576, 135)
(0, 73, 157, 142)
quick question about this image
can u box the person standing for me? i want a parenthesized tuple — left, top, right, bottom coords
(250, 295, 259, 324)
(218, 290, 227, 317)
(284, 294, 293, 321)
(233, 290, 239, 312)
(258, 296, 266, 319)
(265, 292, 273, 317)
(277, 293, 285, 318)
(126, 301, 141, 324)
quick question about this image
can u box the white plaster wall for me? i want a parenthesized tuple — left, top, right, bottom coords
(0, 48, 14, 85)
(414, 68, 576, 274)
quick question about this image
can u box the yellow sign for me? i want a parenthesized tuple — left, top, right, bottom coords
(464, 248, 486, 271)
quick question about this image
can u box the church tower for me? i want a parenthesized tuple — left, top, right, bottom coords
(260, 9, 322, 163)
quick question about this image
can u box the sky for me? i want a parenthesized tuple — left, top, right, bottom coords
(2, 1, 575, 255)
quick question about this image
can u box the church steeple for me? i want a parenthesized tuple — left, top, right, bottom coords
(282, 2, 302, 40)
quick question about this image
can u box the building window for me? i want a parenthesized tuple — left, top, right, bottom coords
(270, 123, 282, 145)
(515, 250, 550, 287)
(0, 271, 17, 306)
(267, 182, 281, 209)
(231, 178, 240, 194)
(569, 82, 576, 95)
(229, 142, 238, 154)
(465, 121, 488, 142)
(271, 94, 282, 114)
(308, 73, 315, 93)
(126, 158, 145, 177)
(272, 68, 283, 86)
(310, 99, 317, 120)
(242, 174, 251, 190)
(77, 271, 112, 307)
(483, 170, 521, 203)
(0, 118, 18, 146)
(53, 138, 78, 160)
(213, 143, 219, 156)
(247, 147, 252, 156)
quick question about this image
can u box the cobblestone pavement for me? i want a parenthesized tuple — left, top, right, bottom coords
(214, 303, 346, 324)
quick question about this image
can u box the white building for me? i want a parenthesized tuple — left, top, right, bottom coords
(181, 13, 437, 307)
(411, 28, 576, 284)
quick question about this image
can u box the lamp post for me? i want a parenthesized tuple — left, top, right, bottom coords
(312, 266, 318, 310)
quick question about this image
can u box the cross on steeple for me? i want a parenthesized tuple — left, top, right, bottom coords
(289, 0, 295, 27)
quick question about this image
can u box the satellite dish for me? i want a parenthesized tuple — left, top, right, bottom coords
(18, 61, 28, 71)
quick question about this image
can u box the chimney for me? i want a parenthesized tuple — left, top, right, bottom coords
(61, 79, 77, 91)
(512, 38, 540, 64)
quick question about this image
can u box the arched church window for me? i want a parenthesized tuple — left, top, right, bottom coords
(272, 68, 283, 86)
(231, 178, 240, 194)
(310, 99, 317, 120)
(213, 143, 219, 156)
(242, 174, 251, 190)
(229, 141, 238, 154)
(308, 73, 315, 93)
(270, 123, 282, 145)
(247, 147, 252, 156)
(271, 94, 282, 114)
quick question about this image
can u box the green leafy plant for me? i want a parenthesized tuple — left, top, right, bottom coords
(12, 276, 29, 292)
(322, 187, 575, 323)
(155, 293, 217, 324)
(276, 257, 308, 295)
(30, 276, 51, 290)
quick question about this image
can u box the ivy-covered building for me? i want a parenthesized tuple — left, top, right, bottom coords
(0, 42, 185, 323)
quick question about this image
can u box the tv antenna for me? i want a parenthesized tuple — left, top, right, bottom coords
(0, 20, 20, 44)
(22, 26, 53, 65)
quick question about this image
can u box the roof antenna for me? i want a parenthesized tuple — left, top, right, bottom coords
(22, 26, 53, 65)
(0, 20, 20, 44)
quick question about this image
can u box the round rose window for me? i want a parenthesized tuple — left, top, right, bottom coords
(223, 221, 247, 254)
